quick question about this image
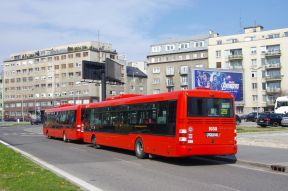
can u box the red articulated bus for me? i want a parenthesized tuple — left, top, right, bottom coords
(43, 104, 84, 142)
(82, 89, 237, 158)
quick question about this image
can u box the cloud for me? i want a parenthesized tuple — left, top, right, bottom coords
(0, 0, 193, 62)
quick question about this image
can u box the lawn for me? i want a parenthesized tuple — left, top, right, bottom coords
(237, 125, 288, 133)
(0, 122, 31, 127)
(0, 144, 80, 191)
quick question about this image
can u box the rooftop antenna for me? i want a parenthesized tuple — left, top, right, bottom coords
(239, 16, 242, 33)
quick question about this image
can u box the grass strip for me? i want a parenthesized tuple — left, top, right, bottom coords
(0, 122, 31, 127)
(237, 126, 288, 133)
(0, 144, 80, 191)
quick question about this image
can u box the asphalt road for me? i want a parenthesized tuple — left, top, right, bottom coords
(0, 125, 287, 191)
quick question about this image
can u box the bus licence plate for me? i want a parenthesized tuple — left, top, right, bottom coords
(206, 132, 219, 137)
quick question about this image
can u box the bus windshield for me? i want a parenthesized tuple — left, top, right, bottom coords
(187, 97, 233, 117)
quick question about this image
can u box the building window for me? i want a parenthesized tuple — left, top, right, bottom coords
(68, 54, 74, 59)
(216, 50, 221, 58)
(179, 43, 189, 49)
(252, 83, 257, 89)
(165, 44, 175, 51)
(217, 40, 222, 45)
(166, 66, 174, 75)
(68, 63, 73, 68)
(251, 47, 257, 54)
(61, 64, 66, 69)
(252, 95, 258, 101)
(251, 59, 257, 66)
(194, 41, 204, 47)
(61, 55, 66, 60)
(151, 46, 161, 53)
(152, 67, 160, 74)
(252, 71, 256, 78)
(83, 52, 88, 57)
(152, 78, 160, 84)
(76, 53, 81, 58)
(216, 62, 222, 68)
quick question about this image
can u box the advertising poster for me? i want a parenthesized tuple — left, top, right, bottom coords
(193, 69, 243, 101)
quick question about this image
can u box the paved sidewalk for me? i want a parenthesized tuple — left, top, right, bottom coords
(214, 132, 288, 172)
(237, 131, 288, 149)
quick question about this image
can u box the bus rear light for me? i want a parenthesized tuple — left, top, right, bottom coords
(179, 137, 187, 142)
(76, 129, 81, 132)
(179, 129, 187, 134)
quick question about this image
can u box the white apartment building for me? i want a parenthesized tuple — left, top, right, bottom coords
(209, 26, 288, 114)
(147, 35, 209, 94)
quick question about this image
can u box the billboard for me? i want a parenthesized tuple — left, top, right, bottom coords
(192, 69, 243, 101)
(82, 59, 122, 82)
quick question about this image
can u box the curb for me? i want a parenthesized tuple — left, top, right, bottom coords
(211, 156, 287, 173)
(0, 139, 103, 191)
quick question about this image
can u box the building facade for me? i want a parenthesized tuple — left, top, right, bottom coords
(3, 41, 124, 120)
(0, 73, 3, 121)
(128, 61, 147, 74)
(124, 66, 147, 95)
(147, 35, 209, 94)
(208, 26, 288, 114)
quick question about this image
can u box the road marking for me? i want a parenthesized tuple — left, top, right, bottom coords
(0, 139, 103, 191)
(214, 184, 241, 191)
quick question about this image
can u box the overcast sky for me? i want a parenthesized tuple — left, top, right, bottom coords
(0, 0, 287, 63)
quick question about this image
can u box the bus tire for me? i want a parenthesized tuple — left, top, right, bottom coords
(135, 138, 148, 159)
(46, 130, 51, 139)
(63, 133, 68, 142)
(91, 135, 100, 149)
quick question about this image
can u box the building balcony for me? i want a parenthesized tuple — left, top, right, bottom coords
(264, 63, 281, 69)
(228, 54, 243, 60)
(180, 69, 189, 75)
(266, 87, 281, 94)
(166, 71, 175, 76)
(264, 75, 281, 81)
(166, 82, 174, 87)
(180, 81, 188, 86)
(228, 65, 243, 70)
(265, 50, 281, 57)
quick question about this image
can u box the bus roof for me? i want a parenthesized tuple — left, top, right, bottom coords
(45, 104, 82, 112)
(83, 89, 234, 109)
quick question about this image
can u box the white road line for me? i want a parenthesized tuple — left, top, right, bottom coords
(0, 139, 103, 191)
(214, 184, 241, 191)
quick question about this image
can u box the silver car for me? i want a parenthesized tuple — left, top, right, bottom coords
(281, 115, 288, 127)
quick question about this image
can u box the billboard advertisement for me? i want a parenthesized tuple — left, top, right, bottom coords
(192, 69, 243, 101)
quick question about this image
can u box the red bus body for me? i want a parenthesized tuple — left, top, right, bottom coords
(83, 90, 237, 157)
(43, 104, 83, 141)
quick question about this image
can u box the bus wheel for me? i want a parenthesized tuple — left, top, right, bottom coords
(46, 131, 51, 139)
(91, 135, 100, 149)
(135, 138, 148, 159)
(63, 133, 68, 142)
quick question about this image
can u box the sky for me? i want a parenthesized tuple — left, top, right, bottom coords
(0, 0, 287, 63)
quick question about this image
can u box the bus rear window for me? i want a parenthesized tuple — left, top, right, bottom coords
(187, 97, 233, 117)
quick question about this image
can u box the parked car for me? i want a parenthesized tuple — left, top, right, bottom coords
(281, 114, 288, 127)
(30, 116, 42, 125)
(256, 113, 283, 127)
(246, 112, 258, 122)
(236, 115, 241, 125)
